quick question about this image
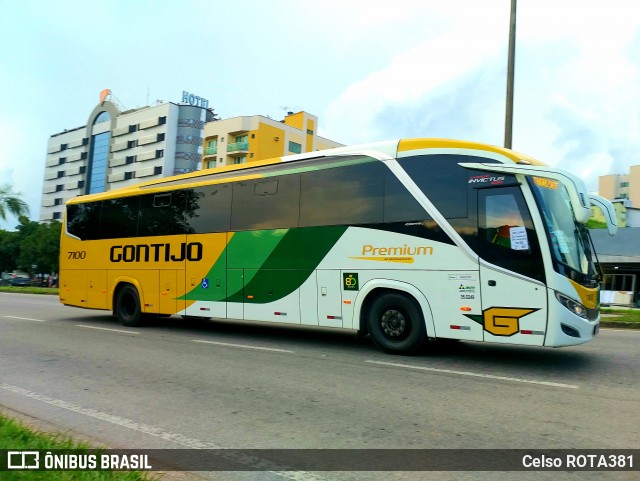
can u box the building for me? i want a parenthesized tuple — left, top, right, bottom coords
(41, 91, 214, 222)
(202, 111, 342, 169)
(591, 201, 627, 228)
(598, 165, 640, 207)
(590, 228, 640, 307)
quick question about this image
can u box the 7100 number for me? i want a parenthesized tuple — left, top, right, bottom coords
(67, 251, 86, 259)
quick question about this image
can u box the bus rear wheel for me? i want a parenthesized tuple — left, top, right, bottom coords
(367, 293, 426, 355)
(115, 284, 143, 327)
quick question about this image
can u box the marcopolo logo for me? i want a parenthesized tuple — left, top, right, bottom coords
(110, 242, 203, 263)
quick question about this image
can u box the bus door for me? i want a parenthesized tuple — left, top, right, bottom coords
(159, 268, 183, 315)
(317, 270, 343, 328)
(476, 186, 548, 346)
(184, 233, 228, 319)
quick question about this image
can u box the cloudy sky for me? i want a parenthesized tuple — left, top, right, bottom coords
(1, 0, 639, 230)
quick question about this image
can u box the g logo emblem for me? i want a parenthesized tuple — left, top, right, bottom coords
(465, 307, 539, 336)
(483, 307, 538, 336)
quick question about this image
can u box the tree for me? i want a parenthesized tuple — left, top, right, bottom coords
(0, 229, 19, 273)
(15, 218, 61, 274)
(0, 184, 30, 222)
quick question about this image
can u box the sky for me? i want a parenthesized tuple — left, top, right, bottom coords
(1, 0, 639, 230)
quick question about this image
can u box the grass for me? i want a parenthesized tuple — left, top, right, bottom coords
(600, 307, 640, 328)
(0, 414, 158, 480)
(0, 286, 58, 295)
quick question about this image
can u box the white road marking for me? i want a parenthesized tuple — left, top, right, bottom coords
(76, 324, 139, 335)
(192, 339, 294, 353)
(3, 316, 46, 322)
(0, 383, 322, 480)
(366, 360, 579, 389)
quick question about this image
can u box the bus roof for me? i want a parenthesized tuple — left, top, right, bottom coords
(66, 138, 546, 205)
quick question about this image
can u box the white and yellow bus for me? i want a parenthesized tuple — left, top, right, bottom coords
(60, 138, 617, 354)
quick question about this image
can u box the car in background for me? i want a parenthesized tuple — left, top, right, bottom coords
(1, 272, 32, 287)
(10, 276, 32, 287)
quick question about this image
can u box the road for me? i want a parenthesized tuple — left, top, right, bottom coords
(1, 292, 639, 481)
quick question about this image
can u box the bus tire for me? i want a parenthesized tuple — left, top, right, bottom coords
(115, 284, 143, 327)
(367, 292, 426, 355)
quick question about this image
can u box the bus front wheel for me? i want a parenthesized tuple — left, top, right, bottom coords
(367, 293, 426, 355)
(115, 284, 143, 327)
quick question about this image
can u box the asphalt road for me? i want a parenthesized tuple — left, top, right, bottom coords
(1, 292, 638, 481)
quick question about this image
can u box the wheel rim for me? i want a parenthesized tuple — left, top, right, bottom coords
(380, 308, 408, 340)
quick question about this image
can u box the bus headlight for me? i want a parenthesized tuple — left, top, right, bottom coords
(555, 292, 587, 319)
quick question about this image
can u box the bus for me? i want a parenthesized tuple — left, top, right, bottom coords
(60, 138, 618, 354)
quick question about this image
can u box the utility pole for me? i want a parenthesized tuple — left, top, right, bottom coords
(504, 0, 517, 149)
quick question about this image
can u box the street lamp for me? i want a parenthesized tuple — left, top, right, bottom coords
(504, 0, 517, 149)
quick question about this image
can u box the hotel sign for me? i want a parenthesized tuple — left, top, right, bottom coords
(182, 91, 209, 108)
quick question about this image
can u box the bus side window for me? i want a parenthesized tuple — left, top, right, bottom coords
(99, 196, 140, 239)
(138, 191, 187, 236)
(300, 162, 384, 227)
(67, 202, 102, 240)
(476, 187, 545, 282)
(186, 184, 232, 234)
(231, 174, 300, 231)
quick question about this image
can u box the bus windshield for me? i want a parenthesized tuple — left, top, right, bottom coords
(529, 177, 597, 286)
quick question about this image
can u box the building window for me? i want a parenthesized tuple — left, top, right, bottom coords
(61, 143, 68, 151)
(205, 138, 218, 156)
(78, 181, 85, 189)
(620, 182, 629, 187)
(52, 212, 61, 220)
(95, 112, 110, 124)
(79, 166, 86, 174)
(81, 152, 88, 160)
(82, 138, 89, 146)
(251, 134, 255, 139)
(54, 198, 63, 206)
(127, 140, 136, 149)
(129, 124, 138, 133)
(124, 172, 134, 180)
(154, 166, 162, 175)
(156, 149, 164, 158)
(288, 141, 302, 154)
(56, 185, 63, 192)
(157, 133, 165, 142)
(126, 155, 136, 164)
(87, 111, 111, 194)
(235, 134, 248, 143)
(59, 157, 66, 165)
(233, 156, 247, 165)
(307, 129, 313, 135)
(159, 116, 167, 125)
(57, 171, 65, 178)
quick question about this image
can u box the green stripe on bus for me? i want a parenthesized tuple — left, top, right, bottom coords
(181, 226, 348, 303)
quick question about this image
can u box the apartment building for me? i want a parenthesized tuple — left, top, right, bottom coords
(41, 93, 213, 222)
(598, 165, 640, 227)
(202, 111, 342, 169)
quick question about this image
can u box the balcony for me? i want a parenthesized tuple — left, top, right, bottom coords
(227, 142, 249, 154)
(205, 146, 218, 155)
(227, 141, 249, 155)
